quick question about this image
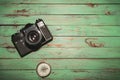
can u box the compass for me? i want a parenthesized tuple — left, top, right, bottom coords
(36, 62, 51, 77)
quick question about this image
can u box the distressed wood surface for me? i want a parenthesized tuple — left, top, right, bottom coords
(0, 15, 120, 25)
(0, 0, 120, 4)
(0, 69, 120, 80)
(0, 0, 120, 80)
(0, 36, 120, 48)
(0, 59, 120, 69)
(0, 48, 120, 58)
(0, 26, 120, 36)
(0, 4, 120, 15)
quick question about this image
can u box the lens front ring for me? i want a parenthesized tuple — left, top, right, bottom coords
(25, 30, 42, 45)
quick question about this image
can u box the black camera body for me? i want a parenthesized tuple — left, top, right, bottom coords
(11, 19, 53, 57)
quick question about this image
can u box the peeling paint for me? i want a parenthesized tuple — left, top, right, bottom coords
(104, 68, 120, 72)
(66, 37, 74, 40)
(56, 27, 62, 31)
(47, 44, 62, 47)
(73, 69, 88, 73)
(87, 3, 97, 8)
(5, 14, 30, 17)
(105, 11, 111, 15)
(15, 9, 29, 13)
(85, 38, 104, 48)
(0, 43, 11, 48)
(75, 78, 89, 80)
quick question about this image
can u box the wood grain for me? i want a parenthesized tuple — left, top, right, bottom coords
(0, 36, 120, 48)
(0, 69, 120, 80)
(0, 59, 120, 69)
(0, 48, 120, 58)
(0, 0, 120, 4)
(0, 4, 120, 15)
(0, 0, 120, 79)
(0, 15, 119, 25)
(0, 26, 120, 37)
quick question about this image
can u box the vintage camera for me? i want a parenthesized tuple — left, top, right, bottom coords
(11, 19, 53, 57)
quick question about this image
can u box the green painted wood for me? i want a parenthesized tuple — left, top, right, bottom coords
(0, 15, 119, 25)
(0, 69, 120, 80)
(0, 36, 120, 48)
(0, 0, 120, 79)
(0, 0, 120, 4)
(0, 59, 120, 69)
(0, 26, 120, 37)
(0, 4, 120, 15)
(0, 48, 120, 58)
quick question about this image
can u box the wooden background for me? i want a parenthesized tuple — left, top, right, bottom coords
(0, 0, 120, 80)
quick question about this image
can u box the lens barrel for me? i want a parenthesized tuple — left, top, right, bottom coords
(28, 31, 40, 43)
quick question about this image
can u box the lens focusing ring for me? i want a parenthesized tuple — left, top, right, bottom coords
(25, 30, 42, 45)
(28, 31, 39, 43)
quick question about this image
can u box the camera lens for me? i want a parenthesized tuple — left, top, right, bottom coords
(28, 31, 40, 43)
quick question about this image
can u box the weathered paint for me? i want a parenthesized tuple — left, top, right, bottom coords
(0, 0, 120, 80)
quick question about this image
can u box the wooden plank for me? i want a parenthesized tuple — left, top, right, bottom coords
(0, 36, 120, 48)
(0, 15, 119, 25)
(0, 0, 120, 4)
(0, 0, 119, 80)
(0, 48, 120, 58)
(0, 59, 120, 69)
(0, 26, 120, 37)
(0, 5, 120, 15)
(0, 69, 120, 80)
